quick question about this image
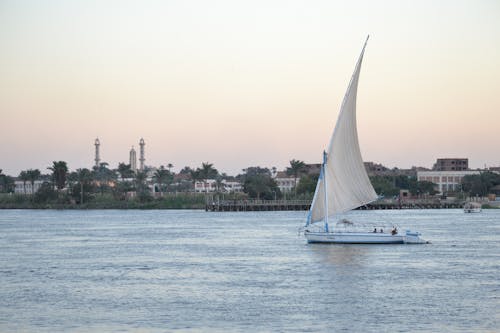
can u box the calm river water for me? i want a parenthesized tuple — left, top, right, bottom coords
(0, 209, 499, 332)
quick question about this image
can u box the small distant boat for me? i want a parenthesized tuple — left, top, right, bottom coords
(303, 37, 426, 245)
(464, 202, 482, 213)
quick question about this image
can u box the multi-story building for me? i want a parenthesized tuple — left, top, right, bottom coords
(273, 171, 297, 193)
(433, 158, 468, 171)
(417, 170, 480, 194)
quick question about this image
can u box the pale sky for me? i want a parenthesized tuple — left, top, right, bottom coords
(1, 0, 499, 176)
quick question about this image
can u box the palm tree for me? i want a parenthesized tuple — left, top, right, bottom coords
(199, 162, 218, 193)
(0, 169, 4, 192)
(0, 169, 6, 192)
(135, 171, 148, 193)
(0, 170, 14, 193)
(93, 162, 116, 195)
(48, 161, 68, 190)
(75, 168, 92, 204)
(286, 159, 306, 195)
(153, 166, 170, 197)
(117, 163, 133, 181)
(190, 169, 201, 192)
(1, 169, 7, 193)
(26, 169, 41, 195)
(18, 170, 30, 195)
(215, 175, 224, 194)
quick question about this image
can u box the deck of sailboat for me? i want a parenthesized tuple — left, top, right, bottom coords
(304, 231, 405, 244)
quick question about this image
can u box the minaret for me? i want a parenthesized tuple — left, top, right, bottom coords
(139, 138, 145, 171)
(129, 146, 137, 173)
(94, 138, 101, 168)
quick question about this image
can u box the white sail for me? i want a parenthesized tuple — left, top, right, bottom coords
(309, 38, 378, 224)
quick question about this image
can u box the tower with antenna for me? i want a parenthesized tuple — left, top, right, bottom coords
(139, 138, 145, 171)
(94, 138, 101, 168)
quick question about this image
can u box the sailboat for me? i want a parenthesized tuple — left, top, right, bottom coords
(303, 37, 426, 244)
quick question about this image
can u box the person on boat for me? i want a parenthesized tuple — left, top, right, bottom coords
(391, 227, 398, 235)
(380, 228, 383, 233)
(373, 228, 377, 233)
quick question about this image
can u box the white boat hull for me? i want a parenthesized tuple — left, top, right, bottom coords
(464, 208, 481, 213)
(304, 230, 427, 244)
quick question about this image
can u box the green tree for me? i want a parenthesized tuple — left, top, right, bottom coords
(93, 162, 116, 195)
(154, 166, 172, 196)
(18, 170, 30, 195)
(198, 162, 218, 193)
(215, 175, 224, 194)
(0, 169, 15, 193)
(244, 174, 279, 199)
(239, 167, 271, 180)
(71, 168, 93, 204)
(415, 181, 437, 196)
(190, 169, 201, 192)
(296, 174, 319, 195)
(135, 171, 151, 202)
(26, 169, 41, 196)
(117, 163, 134, 180)
(48, 161, 68, 190)
(33, 182, 58, 203)
(240, 167, 279, 200)
(369, 176, 399, 197)
(462, 172, 500, 196)
(286, 159, 306, 195)
(180, 166, 193, 175)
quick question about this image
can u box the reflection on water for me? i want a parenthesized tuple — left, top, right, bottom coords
(310, 244, 370, 266)
(0, 209, 499, 332)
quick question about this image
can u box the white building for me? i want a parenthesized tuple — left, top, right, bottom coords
(223, 181, 243, 193)
(194, 180, 243, 193)
(14, 180, 44, 194)
(417, 170, 481, 194)
(273, 171, 298, 193)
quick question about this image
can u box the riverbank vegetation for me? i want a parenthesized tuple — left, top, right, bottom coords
(2, 163, 499, 209)
(0, 192, 210, 209)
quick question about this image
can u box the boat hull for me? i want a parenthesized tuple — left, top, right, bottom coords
(305, 231, 405, 244)
(464, 208, 481, 213)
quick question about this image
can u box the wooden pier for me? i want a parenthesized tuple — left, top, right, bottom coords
(206, 199, 464, 212)
(206, 200, 311, 212)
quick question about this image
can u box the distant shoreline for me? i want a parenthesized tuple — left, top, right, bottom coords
(1, 200, 498, 210)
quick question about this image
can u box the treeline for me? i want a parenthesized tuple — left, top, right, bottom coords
(2, 161, 499, 209)
(0, 161, 290, 208)
(461, 172, 500, 196)
(370, 175, 437, 197)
